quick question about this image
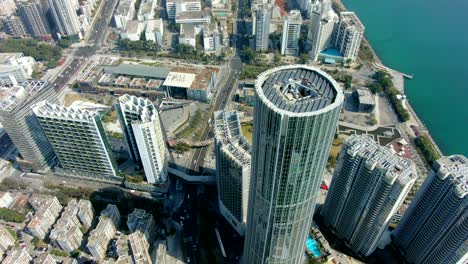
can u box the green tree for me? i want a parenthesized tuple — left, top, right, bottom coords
(0, 208, 26, 223)
(344, 75, 353, 89)
(273, 51, 281, 64)
(239, 46, 257, 64)
(299, 53, 309, 64)
(57, 39, 72, 48)
(70, 250, 81, 258)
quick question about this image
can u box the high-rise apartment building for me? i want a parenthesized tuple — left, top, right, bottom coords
(244, 65, 343, 263)
(32, 101, 119, 181)
(297, 0, 313, 17)
(321, 135, 417, 256)
(308, 0, 338, 61)
(77, 199, 94, 228)
(27, 194, 63, 239)
(116, 95, 168, 183)
(281, 10, 303, 56)
(393, 155, 468, 264)
(0, 81, 58, 170)
(113, 0, 136, 29)
(254, 5, 271, 52)
(48, 0, 81, 37)
(0, 225, 16, 255)
(334, 12, 365, 61)
(3, 15, 28, 38)
(18, 1, 51, 40)
(87, 204, 120, 260)
(2, 248, 32, 264)
(127, 209, 156, 244)
(49, 199, 83, 252)
(214, 111, 251, 235)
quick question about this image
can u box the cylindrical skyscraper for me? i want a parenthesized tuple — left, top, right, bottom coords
(244, 65, 343, 263)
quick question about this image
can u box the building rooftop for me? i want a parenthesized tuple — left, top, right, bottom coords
(345, 135, 417, 185)
(115, 0, 135, 16)
(103, 64, 170, 79)
(340, 12, 365, 32)
(145, 19, 163, 32)
(176, 10, 210, 20)
(354, 86, 374, 105)
(0, 80, 48, 111)
(434, 155, 468, 197)
(256, 65, 343, 115)
(125, 20, 143, 34)
(32, 101, 100, 122)
(0, 53, 23, 64)
(163, 72, 196, 89)
(214, 111, 251, 166)
(118, 94, 157, 122)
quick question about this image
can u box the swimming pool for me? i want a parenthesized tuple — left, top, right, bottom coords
(306, 236, 321, 257)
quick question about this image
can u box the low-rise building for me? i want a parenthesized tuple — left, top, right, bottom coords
(166, 0, 201, 20)
(121, 20, 144, 41)
(203, 24, 222, 54)
(175, 10, 211, 24)
(178, 23, 202, 48)
(0, 53, 36, 85)
(2, 248, 32, 264)
(0, 192, 14, 208)
(164, 67, 217, 102)
(352, 86, 375, 112)
(127, 209, 156, 243)
(137, 0, 157, 21)
(145, 19, 164, 46)
(113, 0, 137, 29)
(87, 204, 120, 260)
(27, 194, 62, 240)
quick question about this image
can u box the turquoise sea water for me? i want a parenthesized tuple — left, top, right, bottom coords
(343, 0, 468, 156)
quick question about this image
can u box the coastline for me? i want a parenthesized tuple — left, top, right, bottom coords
(333, 0, 444, 158)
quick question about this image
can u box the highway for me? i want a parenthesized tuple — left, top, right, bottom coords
(87, 0, 118, 46)
(188, 56, 243, 174)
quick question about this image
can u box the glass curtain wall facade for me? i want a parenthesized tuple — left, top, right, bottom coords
(244, 65, 343, 263)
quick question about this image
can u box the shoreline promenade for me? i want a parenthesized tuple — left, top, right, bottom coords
(333, 0, 443, 157)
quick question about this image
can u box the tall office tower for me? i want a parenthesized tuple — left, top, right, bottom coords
(334, 12, 365, 61)
(0, 81, 58, 171)
(281, 10, 303, 56)
(116, 95, 168, 183)
(244, 65, 343, 263)
(393, 155, 468, 264)
(48, 0, 81, 38)
(308, 0, 338, 61)
(321, 135, 417, 257)
(18, 2, 52, 40)
(297, 0, 313, 17)
(254, 5, 271, 52)
(3, 16, 28, 38)
(32, 101, 120, 181)
(214, 111, 251, 235)
(0, 0, 16, 16)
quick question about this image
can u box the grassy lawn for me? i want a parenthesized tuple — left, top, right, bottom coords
(241, 122, 253, 143)
(64, 93, 96, 107)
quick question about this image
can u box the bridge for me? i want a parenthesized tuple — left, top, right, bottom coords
(167, 167, 216, 184)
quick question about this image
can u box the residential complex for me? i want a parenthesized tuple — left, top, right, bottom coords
(87, 204, 120, 260)
(0, 81, 58, 171)
(244, 65, 343, 263)
(393, 155, 468, 264)
(0, 225, 16, 256)
(334, 12, 365, 61)
(214, 110, 251, 235)
(0, 191, 14, 208)
(33, 101, 119, 181)
(127, 208, 156, 243)
(308, 0, 338, 61)
(321, 135, 417, 256)
(27, 194, 62, 240)
(48, 0, 82, 38)
(116, 95, 168, 183)
(49, 199, 84, 252)
(77, 199, 95, 227)
(281, 10, 303, 56)
(254, 5, 271, 52)
(128, 231, 152, 263)
(18, 1, 51, 40)
(2, 248, 32, 264)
